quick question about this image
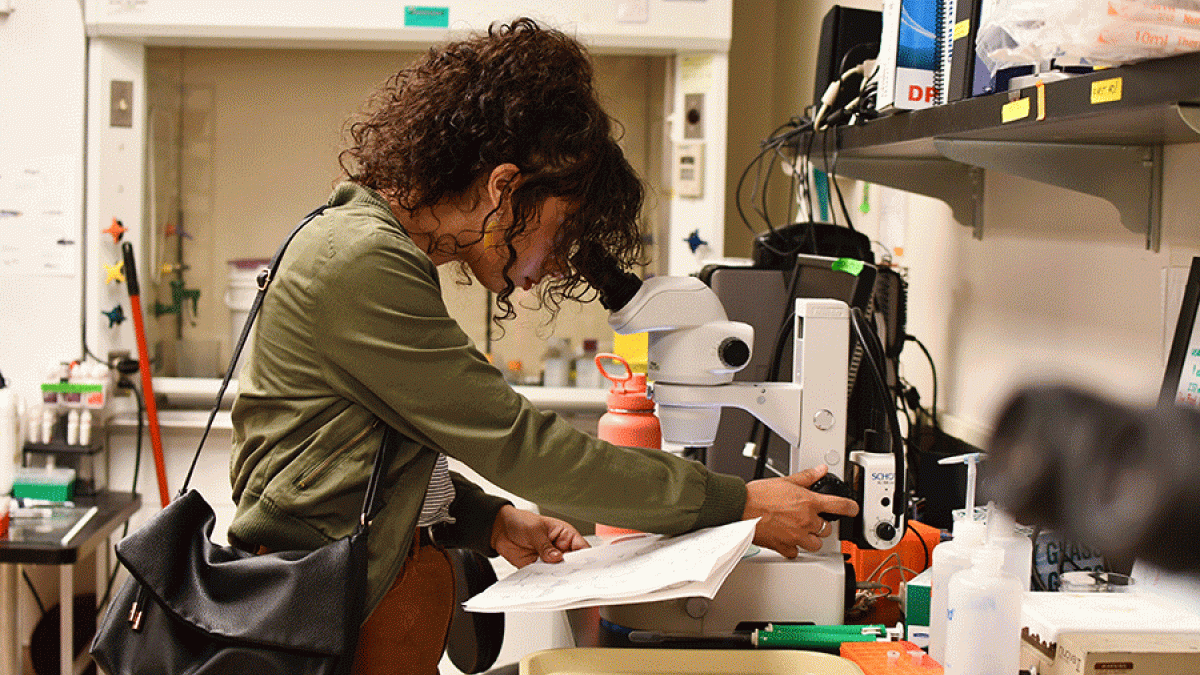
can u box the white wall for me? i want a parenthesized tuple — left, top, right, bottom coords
(0, 0, 86, 404)
(730, 0, 1200, 445)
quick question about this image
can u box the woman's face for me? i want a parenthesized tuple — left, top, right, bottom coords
(468, 196, 571, 294)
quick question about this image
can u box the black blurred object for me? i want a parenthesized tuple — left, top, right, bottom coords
(753, 222, 874, 270)
(446, 549, 504, 674)
(32, 594, 97, 675)
(813, 6, 882, 115)
(983, 385, 1200, 575)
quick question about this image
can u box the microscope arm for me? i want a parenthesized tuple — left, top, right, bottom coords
(649, 382, 801, 449)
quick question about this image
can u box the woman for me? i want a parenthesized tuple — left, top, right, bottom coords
(228, 18, 859, 674)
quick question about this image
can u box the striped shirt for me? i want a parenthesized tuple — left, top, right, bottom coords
(417, 452, 456, 527)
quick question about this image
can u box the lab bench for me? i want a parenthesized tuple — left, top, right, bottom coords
(1, 491, 141, 675)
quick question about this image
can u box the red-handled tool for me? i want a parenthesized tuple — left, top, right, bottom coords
(122, 242, 171, 507)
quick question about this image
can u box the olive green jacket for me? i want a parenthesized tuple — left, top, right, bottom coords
(228, 183, 747, 614)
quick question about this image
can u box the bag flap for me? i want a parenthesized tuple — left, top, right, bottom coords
(115, 490, 362, 655)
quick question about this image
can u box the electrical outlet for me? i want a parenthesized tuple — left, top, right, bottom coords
(673, 141, 704, 198)
(110, 80, 133, 128)
(683, 93, 704, 140)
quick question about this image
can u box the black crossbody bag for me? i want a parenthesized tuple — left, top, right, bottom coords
(91, 205, 396, 675)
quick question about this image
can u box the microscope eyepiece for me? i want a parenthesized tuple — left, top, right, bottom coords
(571, 241, 643, 311)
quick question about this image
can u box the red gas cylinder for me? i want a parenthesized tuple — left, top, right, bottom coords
(594, 353, 660, 537)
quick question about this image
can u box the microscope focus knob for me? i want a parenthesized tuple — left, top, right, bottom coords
(717, 337, 751, 369)
(874, 521, 897, 542)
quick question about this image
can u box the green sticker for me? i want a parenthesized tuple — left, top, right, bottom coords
(405, 6, 449, 28)
(832, 258, 865, 276)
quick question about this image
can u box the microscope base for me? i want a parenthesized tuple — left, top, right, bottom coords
(599, 548, 846, 636)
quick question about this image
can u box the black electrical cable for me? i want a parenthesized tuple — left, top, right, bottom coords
(906, 334, 939, 428)
(99, 381, 145, 609)
(895, 374, 920, 506)
(22, 570, 46, 616)
(751, 254, 808, 479)
(829, 138, 860, 232)
(906, 518, 932, 569)
(850, 307, 906, 519)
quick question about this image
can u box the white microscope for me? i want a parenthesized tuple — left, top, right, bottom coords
(576, 248, 905, 635)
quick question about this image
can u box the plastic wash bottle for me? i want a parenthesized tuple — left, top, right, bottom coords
(942, 544, 1022, 675)
(928, 516, 987, 664)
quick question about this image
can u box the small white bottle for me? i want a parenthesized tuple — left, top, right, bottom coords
(943, 544, 1023, 675)
(573, 339, 602, 388)
(928, 517, 987, 665)
(989, 507, 1034, 591)
(66, 409, 80, 445)
(41, 408, 55, 446)
(541, 338, 572, 387)
(79, 409, 93, 446)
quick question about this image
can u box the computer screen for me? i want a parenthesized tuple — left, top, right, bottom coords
(1161, 257, 1200, 408)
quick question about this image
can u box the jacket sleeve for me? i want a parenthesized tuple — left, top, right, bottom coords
(311, 229, 746, 535)
(434, 472, 512, 556)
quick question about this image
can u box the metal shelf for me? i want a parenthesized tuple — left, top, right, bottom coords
(816, 51, 1200, 250)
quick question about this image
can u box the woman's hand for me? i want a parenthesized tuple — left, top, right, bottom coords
(490, 505, 590, 568)
(744, 464, 859, 558)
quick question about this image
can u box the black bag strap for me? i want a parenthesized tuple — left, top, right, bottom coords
(179, 204, 397, 526)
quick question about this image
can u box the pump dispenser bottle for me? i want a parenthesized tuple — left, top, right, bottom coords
(929, 452, 989, 665)
(942, 543, 1022, 675)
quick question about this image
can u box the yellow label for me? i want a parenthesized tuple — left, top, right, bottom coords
(1002, 97, 1031, 123)
(1091, 77, 1123, 104)
(953, 19, 971, 42)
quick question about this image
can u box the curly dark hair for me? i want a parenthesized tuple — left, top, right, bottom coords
(340, 18, 646, 321)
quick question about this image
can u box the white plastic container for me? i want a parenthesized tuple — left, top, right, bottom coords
(942, 545, 1022, 675)
(928, 517, 987, 665)
(225, 259, 271, 377)
(0, 373, 20, 516)
(990, 509, 1033, 591)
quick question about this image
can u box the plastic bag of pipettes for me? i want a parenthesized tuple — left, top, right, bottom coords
(976, 0, 1200, 73)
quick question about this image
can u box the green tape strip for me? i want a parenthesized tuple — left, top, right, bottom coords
(832, 258, 865, 276)
(41, 383, 103, 394)
(405, 6, 449, 28)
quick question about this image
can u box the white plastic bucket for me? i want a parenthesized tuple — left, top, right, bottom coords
(225, 259, 270, 377)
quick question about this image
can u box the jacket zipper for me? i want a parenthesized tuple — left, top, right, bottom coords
(295, 419, 380, 489)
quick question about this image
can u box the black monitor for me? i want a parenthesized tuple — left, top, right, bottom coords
(1161, 256, 1200, 408)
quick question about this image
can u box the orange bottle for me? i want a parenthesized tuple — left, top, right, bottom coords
(594, 354, 660, 537)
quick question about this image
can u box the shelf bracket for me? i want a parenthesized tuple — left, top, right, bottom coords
(933, 139, 1163, 251)
(827, 157, 985, 238)
(1176, 103, 1200, 135)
